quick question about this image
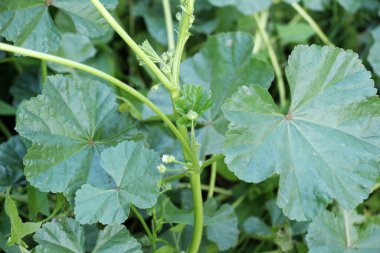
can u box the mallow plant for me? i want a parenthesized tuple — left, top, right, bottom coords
(0, 0, 380, 252)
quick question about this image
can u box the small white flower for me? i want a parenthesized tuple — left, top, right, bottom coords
(157, 164, 167, 174)
(162, 154, 176, 164)
(186, 110, 198, 121)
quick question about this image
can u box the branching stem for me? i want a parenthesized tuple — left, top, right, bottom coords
(90, 0, 177, 93)
(0, 43, 193, 157)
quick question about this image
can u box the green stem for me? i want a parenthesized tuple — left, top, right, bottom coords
(161, 172, 187, 183)
(207, 161, 217, 198)
(0, 43, 193, 156)
(201, 154, 224, 169)
(178, 183, 232, 196)
(0, 120, 12, 139)
(131, 205, 153, 239)
(291, 2, 333, 46)
(253, 12, 286, 109)
(253, 14, 268, 54)
(41, 60, 47, 84)
(172, 0, 195, 89)
(188, 172, 203, 253)
(90, 0, 177, 93)
(162, 0, 175, 51)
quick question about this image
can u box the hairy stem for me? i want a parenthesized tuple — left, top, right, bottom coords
(0, 43, 193, 156)
(343, 209, 352, 248)
(253, 12, 286, 109)
(172, 0, 195, 90)
(162, 0, 175, 51)
(291, 2, 333, 46)
(90, 0, 177, 93)
(201, 154, 224, 169)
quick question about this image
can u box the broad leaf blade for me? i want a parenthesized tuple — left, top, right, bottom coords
(34, 218, 85, 253)
(92, 224, 142, 253)
(306, 210, 380, 253)
(0, 136, 26, 192)
(16, 75, 139, 198)
(222, 45, 380, 221)
(74, 141, 162, 225)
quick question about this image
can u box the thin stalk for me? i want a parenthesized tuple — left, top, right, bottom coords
(253, 12, 286, 109)
(90, 0, 177, 93)
(0, 120, 12, 139)
(201, 154, 224, 169)
(343, 209, 352, 248)
(131, 205, 154, 241)
(253, 13, 268, 54)
(162, 0, 175, 51)
(171, 0, 195, 89)
(0, 43, 193, 156)
(207, 161, 217, 198)
(161, 172, 187, 183)
(291, 3, 333, 46)
(178, 183, 232, 196)
(41, 60, 47, 84)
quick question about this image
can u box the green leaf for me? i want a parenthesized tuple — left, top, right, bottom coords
(204, 199, 239, 251)
(368, 26, 380, 77)
(10, 68, 42, 107)
(173, 84, 213, 126)
(0, 136, 26, 193)
(48, 33, 96, 73)
(302, 0, 330, 11)
(306, 210, 380, 253)
(181, 32, 274, 156)
(27, 185, 50, 221)
(0, 0, 117, 52)
(336, 0, 361, 13)
(222, 45, 380, 221)
(34, 219, 142, 253)
(276, 23, 315, 43)
(34, 218, 85, 253)
(92, 224, 142, 253)
(0, 100, 16, 116)
(243, 216, 272, 237)
(16, 75, 139, 198)
(208, 0, 272, 15)
(5, 195, 41, 247)
(158, 197, 239, 251)
(74, 140, 162, 225)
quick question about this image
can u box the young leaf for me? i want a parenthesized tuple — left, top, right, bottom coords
(34, 218, 142, 253)
(0, 0, 117, 52)
(0, 136, 26, 193)
(180, 32, 274, 156)
(173, 84, 213, 126)
(5, 195, 41, 247)
(74, 141, 162, 225)
(306, 210, 380, 252)
(208, 0, 272, 15)
(16, 75, 139, 198)
(222, 45, 380, 221)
